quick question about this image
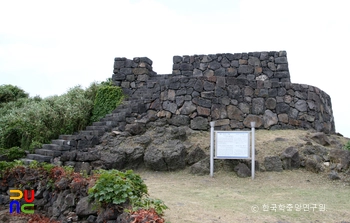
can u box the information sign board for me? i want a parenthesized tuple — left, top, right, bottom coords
(210, 121, 256, 179)
(215, 131, 250, 158)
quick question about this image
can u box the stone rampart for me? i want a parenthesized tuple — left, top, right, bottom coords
(112, 50, 334, 133)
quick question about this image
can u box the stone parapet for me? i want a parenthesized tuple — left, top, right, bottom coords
(111, 51, 335, 133)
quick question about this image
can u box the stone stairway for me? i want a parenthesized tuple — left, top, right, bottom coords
(21, 99, 147, 164)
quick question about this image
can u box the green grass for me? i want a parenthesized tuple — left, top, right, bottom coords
(136, 169, 350, 223)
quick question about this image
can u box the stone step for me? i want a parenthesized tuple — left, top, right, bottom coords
(52, 139, 69, 146)
(42, 144, 71, 151)
(59, 135, 76, 140)
(35, 149, 62, 157)
(104, 114, 113, 118)
(112, 111, 127, 118)
(93, 120, 120, 127)
(79, 130, 105, 136)
(92, 121, 107, 126)
(26, 154, 52, 163)
(101, 115, 126, 122)
(86, 126, 111, 131)
(100, 117, 114, 122)
(42, 144, 60, 150)
(105, 121, 118, 127)
(118, 101, 133, 107)
(112, 108, 132, 115)
(79, 130, 95, 135)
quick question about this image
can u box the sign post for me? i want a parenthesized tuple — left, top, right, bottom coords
(210, 121, 256, 180)
(210, 121, 215, 177)
(251, 122, 255, 180)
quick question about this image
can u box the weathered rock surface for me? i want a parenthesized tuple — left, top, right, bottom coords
(305, 155, 325, 173)
(329, 149, 350, 171)
(234, 163, 251, 178)
(280, 147, 300, 170)
(189, 158, 210, 176)
(264, 156, 283, 172)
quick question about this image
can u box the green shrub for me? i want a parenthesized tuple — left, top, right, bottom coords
(0, 80, 124, 151)
(84, 81, 100, 104)
(6, 147, 26, 160)
(47, 86, 94, 134)
(0, 84, 28, 105)
(132, 197, 168, 215)
(0, 160, 24, 177)
(0, 86, 95, 150)
(90, 80, 124, 123)
(0, 161, 16, 174)
(88, 169, 147, 206)
(0, 147, 26, 161)
(88, 169, 167, 215)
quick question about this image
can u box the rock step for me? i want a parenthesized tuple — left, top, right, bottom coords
(100, 117, 112, 122)
(42, 144, 70, 151)
(105, 121, 119, 127)
(35, 149, 62, 157)
(92, 121, 107, 126)
(111, 108, 131, 115)
(86, 126, 112, 131)
(104, 113, 113, 118)
(101, 114, 126, 122)
(26, 154, 52, 163)
(52, 139, 69, 146)
(59, 135, 75, 140)
(79, 130, 105, 136)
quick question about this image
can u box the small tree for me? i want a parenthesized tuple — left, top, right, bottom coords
(0, 84, 28, 105)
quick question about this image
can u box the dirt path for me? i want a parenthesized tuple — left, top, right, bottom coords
(137, 169, 350, 223)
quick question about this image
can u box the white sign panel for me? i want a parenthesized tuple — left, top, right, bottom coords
(215, 131, 250, 158)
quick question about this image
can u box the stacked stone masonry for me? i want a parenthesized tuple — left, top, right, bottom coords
(112, 51, 335, 134)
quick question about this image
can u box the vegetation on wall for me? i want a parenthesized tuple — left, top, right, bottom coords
(0, 81, 124, 159)
(90, 78, 124, 123)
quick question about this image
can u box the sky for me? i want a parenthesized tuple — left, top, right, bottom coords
(1, 0, 349, 137)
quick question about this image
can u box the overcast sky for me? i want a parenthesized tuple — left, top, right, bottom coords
(1, 0, 349, 138)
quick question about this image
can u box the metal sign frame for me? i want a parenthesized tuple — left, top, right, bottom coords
(210, 121, 256, 179)
(215, 131, 251, 159)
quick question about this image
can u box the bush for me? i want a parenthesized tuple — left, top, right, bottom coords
(46, 86, 94, 134)
(90, 80, 124, 123)
(0, 84, 28, 105)
(0, 86, 94, 151)
(88, 169, 167, 215)
(88, 169, 147, 206)
(0, 80, 124, 153)
(0, 147, 26, 161)
(343, 141, 350, 151)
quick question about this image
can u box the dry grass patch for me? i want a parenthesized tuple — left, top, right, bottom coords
(137, 129, 350, 223)
(138, 169, 350, 223)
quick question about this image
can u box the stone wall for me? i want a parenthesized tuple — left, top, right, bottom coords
(172, 51, 290, 82)
(112, 51, 335, 133)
